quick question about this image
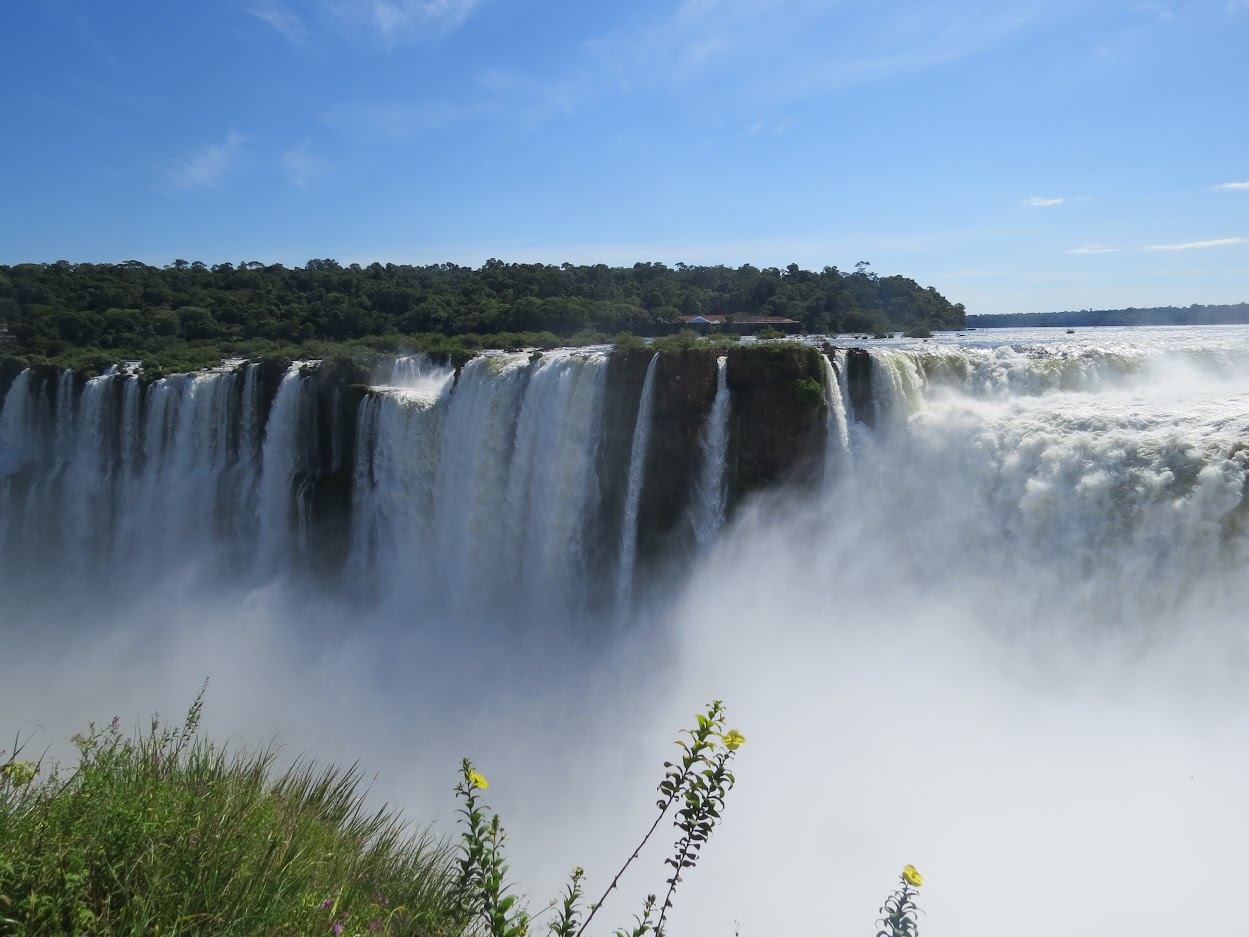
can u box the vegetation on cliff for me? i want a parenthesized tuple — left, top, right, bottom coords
(2, 693, 927, 936)
(0, 694, 757, 937)
(0, 258, 964, 375)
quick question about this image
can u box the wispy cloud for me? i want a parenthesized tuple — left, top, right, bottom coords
(167, 133, 247, 189)
(325, 0, 477, 43)
(743, 118, 794, 136)
(281, 139, 327, 187)
(1145, 237, 1248, 251)
(1211, 181, 1249, 191)
(1066, 245, 1119, 254)
(320, 101, 476, 139)
(1137, 2, 1173, 21)
(583, 0, 1063, 104)
(249, 2, 307, 42)
(1022, 196, 1066, 207)
(1023, 272, 1102, 282)
(475, 69, 590, 124)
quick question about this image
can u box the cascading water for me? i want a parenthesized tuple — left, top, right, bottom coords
(616, 352, 660, 609)
(821, 352, 851, 483)
(691, 356, 730, 545)
(257, 365, 309, 568)
(348, 349, 610, 616)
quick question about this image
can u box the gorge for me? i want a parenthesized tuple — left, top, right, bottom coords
(4, 328, 1249, 937)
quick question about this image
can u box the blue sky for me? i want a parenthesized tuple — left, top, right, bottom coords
(2, 0, 1246, 314)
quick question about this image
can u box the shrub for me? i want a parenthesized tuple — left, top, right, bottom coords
(612, 332, 647, 351)
(0, 687, 456, 936)
(793, 375, 826, 409)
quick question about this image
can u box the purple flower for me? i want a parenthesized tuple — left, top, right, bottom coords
(332, 924, 343, 936)
(320, 898, 334, 910)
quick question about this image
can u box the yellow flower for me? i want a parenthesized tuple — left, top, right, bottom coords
(722, 729, 746, 751)
(469, 771, 489, 790)
(1, 761, 37, 787)
(902, 865, 923, 888)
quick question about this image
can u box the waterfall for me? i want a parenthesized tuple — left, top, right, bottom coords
(223, 363, 263, 541)
(691, 355, 730, 545)
(378, 354, 455, 392)
(348, 349, 611, 616)
(59, 372, 116, 568)
(617, 352, 660, 606)
(835, 348, 854, 424)
(868, 349, 924, 428)
(0, 369, 35, 474)
(53, 369, 76, 469)
(6, 329, 1249, 618)
(502, 350, 610, 612)
(0, 370, 35, 556)
(257, 365, 308, 569)
(821, 353, 851, 485)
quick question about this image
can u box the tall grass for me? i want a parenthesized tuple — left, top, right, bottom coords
(0, 690, 457, 937)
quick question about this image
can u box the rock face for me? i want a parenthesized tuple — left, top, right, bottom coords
(845, 348, 874, 428)
(637, 348, 721, 566)
(301, 358, 372, 576)
(0, 358, 24, 400)
(724, 344, 827, 505)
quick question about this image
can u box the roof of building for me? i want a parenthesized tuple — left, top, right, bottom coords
(728, 315, 800, 324)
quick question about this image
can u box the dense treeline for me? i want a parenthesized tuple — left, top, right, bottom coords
(968, 303, 1249, 329)
(0, 258, 963, 369)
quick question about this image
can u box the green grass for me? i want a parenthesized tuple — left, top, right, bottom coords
(0, 692, 458, 937)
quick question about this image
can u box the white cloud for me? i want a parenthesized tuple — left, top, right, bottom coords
(1066, 245, 1119, 254)
(326, 0, 477, 43)
(167, 133, 247, 189)
(249, 3, 307, 42)
(1211, 181, 1249, 191)
(1023, 196, 1066, 207)
(281, 139, 327, 188)
(1145, 237, 1248, 251)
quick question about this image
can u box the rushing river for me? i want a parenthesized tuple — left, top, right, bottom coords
(3, 326, 1249, 936)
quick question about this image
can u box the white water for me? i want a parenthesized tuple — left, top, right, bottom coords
(616, 352, 660, 608)
(822, 351, 851, 483)
(350, 349, 611, 616)
(3, 327, 1249, 937)
(691, 356, 731, 545)
(257, 365, 308, 569)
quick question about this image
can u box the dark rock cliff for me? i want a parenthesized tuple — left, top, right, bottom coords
(724, 344, 827, 506)
(636, 348, 721, 567)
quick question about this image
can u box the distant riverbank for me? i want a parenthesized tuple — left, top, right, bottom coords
(968, 301, 1249, 329)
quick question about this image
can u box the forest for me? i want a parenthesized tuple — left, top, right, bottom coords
(0, 258, 964, 374)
